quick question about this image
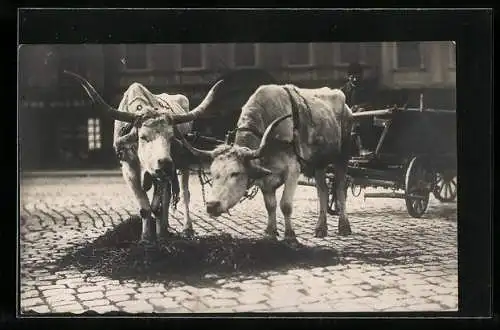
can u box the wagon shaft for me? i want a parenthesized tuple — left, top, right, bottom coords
(351, 108, 396, 118)
(351, 178, 398, 189)
(297, 178, 317, 187)
(364, 192, 428, 200)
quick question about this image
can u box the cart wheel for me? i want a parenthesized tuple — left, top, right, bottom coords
(433, 171, 457, 202)
(404, 157, 432, 218)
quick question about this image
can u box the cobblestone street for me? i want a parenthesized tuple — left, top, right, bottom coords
(19, 174, 458, 314)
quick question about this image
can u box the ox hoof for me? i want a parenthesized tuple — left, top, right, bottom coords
(140, 231, 156, 242)
(338, 224, 352, 236)
(157, 229, 174, 243)
(157, 227, 175, 237)
(182, 227, 195, 238)
(283, 235, 301, 249)
(284, 228, 296, 239)
(338, 216, 352, 236)
(314, 226, 328, 238)
(284, 239, 302, 249)
(264, 227, 279, 239)
(138, 238, 157, 248)
(263, 233, 278, 241)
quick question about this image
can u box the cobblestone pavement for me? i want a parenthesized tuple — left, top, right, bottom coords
(19, 175, 458, 314)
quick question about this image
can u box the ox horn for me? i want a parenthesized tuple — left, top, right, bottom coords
(243, 114, 292, 159)
(174, 128, 216, 159)
(171, 79, 224, 125)
(63, 70, 138, 123)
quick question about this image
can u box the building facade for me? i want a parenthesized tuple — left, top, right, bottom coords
(19, 44, 111, 171)
(18, 42, 456, 170)
(378, 42, 456, 109)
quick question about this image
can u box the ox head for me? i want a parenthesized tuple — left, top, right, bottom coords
(64, 71, 223, 180)
(130, 107, 176, 178)
(179, 114, 291, 216)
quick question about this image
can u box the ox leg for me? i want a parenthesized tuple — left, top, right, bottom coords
(335, 162, 352, 236)
(281, 169, 300, 243)
(262, 189, 279, 239)
(180, 169, 195, 238)
(314, 168, 329, 238)
(121, 161, 155, 243)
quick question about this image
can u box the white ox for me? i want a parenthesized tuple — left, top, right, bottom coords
(65, 71, 222, 243)
(181, 84, 354, 242)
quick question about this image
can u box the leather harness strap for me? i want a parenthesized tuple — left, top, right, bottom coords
(283, 86, 311, 172)
(235, 126, 263, 138)
(224, 126, 262, 145)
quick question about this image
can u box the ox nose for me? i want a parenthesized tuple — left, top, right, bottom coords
(206, 201, 222, 216)
(157, 159, 173, 172)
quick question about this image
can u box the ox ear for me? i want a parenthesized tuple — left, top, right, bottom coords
(248, 163, 273, 180)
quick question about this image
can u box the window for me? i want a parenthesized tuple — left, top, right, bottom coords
(339, 43, 361, 64)
(125, 45, 148, 70)
(88, 118, 102, 150)
(285, 43, 312, 66)
(180, 44, 204, 69)
(233, 43, 257, 67)
(396, 42, 423, 69)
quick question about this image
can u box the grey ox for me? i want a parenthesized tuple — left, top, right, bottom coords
(64, 71, 222, 243)
(181, 83, 354, 241)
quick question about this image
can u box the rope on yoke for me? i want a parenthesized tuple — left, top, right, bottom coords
(197, 165, 212, 207)
(196, 164, 260, 207)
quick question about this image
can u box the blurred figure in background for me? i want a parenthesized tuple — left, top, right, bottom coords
(342, 62, 362, 109)
(344, 62, 373, 157)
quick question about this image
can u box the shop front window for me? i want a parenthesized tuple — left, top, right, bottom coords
(88, 118, 102, 150)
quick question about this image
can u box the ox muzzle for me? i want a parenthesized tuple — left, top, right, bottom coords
(206, 200, 223, 217)
(151, 158, 175, 181)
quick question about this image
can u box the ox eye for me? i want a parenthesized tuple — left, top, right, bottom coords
(230, 172, 240, 178)
(136, 104, 143, 111)
(139, 135, 147, 141)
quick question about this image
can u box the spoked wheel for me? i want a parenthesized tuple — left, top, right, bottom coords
(433, 171, 457, 202)
(404, 157, 433, 218)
